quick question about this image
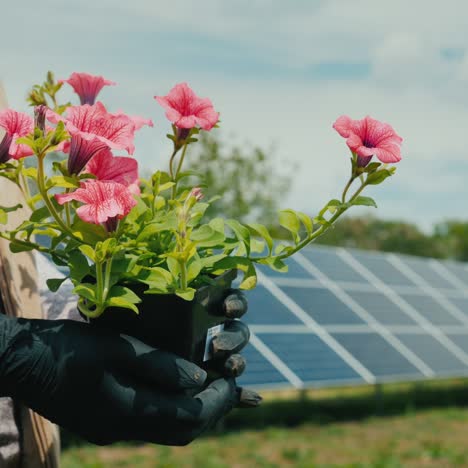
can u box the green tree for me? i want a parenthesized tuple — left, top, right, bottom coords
(433, 221, 468, 261)
(185, 133, 292, 226)
(317, 216, 447, 259)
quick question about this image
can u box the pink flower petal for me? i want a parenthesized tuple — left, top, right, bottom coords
(0, 109, 34, 161)
(60, 72, 116, 105)
(86, 149, 140, 193)
(154, 83, 218, 131)
(47, 102, 144, 174)
(55, 180, 136, 225)
(333, 115, 402, 164)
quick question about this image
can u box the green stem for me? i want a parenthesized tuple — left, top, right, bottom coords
(103, 256, 113, 299)
(77, 298, 105, 319)
(64, 188, 71, 226)
(0, 232, 68, 259)
(341, 176, 356, 203)
(36, 154, 83, 243)
(175, 142, 188, 179)
(95, 260, 104, 305)
(169, 148, 178, 182)
(179, 259, 188, 290)
(171, 143, 189, 200)
(254, 181, 368, 262)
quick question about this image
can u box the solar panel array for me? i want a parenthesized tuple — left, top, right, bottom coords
(237, 246, 468, 390)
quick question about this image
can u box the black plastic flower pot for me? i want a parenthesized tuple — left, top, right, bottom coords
(84, 269, 237, 374)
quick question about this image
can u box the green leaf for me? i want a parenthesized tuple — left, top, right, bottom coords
(158, 181, 175, 192)
(250, 238, 265, 254)
(49, 175, 79, 189)
(175, 288, 196, 301)
(365, 162, 382, 173)
(9, 242, 34, 253)
(136, 216, 178, 241)
(30, 205, 51, 222)
(72, 219, 107, 244)
(190, 225, 225, 247)
(166, 256, 181, 279)
(78, 245, 96, 262)
(248, 223, 273, 254)
(68, 250, 90, 282)
(239, 262, 257, 290)
(352, 196, 378, 208)
(187, 259, 202, 282)
(108, 285, 141, 307)
(296, 211, 313, 235)
(198, 254, 226, 269)
(274, 244, 293, 256)
(279, 209, 301, 242)
(46, 277, 68, 292)
(105, 297, 139, 314)
(258, 257, 288, 273)
(73, 283, 96, 302)
(209, 217, 225, 233)
(23, 167, 38, 178)
(139, 267, 173, 291)
(366, 168, 395, 185)
(226, 219, 250, 255)
(0, 203, 22, 213)
(154, 195, 165, 210)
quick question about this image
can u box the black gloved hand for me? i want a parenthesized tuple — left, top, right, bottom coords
(0, 293, 260, 446)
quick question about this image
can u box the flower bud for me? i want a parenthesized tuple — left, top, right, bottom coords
(34, 105, 47, 135)
(190, 187, 203, 202)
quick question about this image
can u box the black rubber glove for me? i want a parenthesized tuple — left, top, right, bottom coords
(0, 294, 260, 446)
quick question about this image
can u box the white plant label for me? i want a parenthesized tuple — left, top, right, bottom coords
(203, 323, 225, 362)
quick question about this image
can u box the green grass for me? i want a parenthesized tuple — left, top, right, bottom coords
(62, 379, 468, 467)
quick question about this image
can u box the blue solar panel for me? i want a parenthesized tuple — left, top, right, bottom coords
(445, 334, 468, 355)
(346, 290, 418, 325)
(446, 298, 468, 320)
(400, 257, 456, 290)
(395, 333, 468, 375)
(236, 343, 290, 387)
(258, 333, 363, 384)
(442, 262, 468, 287)
(301, 247, 369, 283)
(399, 293, 464, 326)
(350, 250, 418, 287)
(331, 332, 423, 378)
(279, 286, 366, 325)
(244, 285, 302, 325)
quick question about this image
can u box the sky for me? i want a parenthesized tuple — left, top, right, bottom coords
(1, 0, 468, 231)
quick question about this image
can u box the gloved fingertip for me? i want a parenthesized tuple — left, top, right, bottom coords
(223, 354, 246, 377)
(236, 387, 262, 408)
(223, 292, 248, 319)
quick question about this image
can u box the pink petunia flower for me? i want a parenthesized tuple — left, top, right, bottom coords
(0, 109, 34, 163)
(154, 82, 219, 131)
(60, 72, 116, 105)
(333, 115, 402, 166)
(55, 180, 137, 230)
(47, 102, 150, 175)
(85, 149, 140, 194)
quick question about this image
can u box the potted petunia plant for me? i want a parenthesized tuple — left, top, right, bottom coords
(0, 72, 403, 370)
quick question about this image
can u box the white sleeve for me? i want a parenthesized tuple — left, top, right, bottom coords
(34, 252, 84, 322)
